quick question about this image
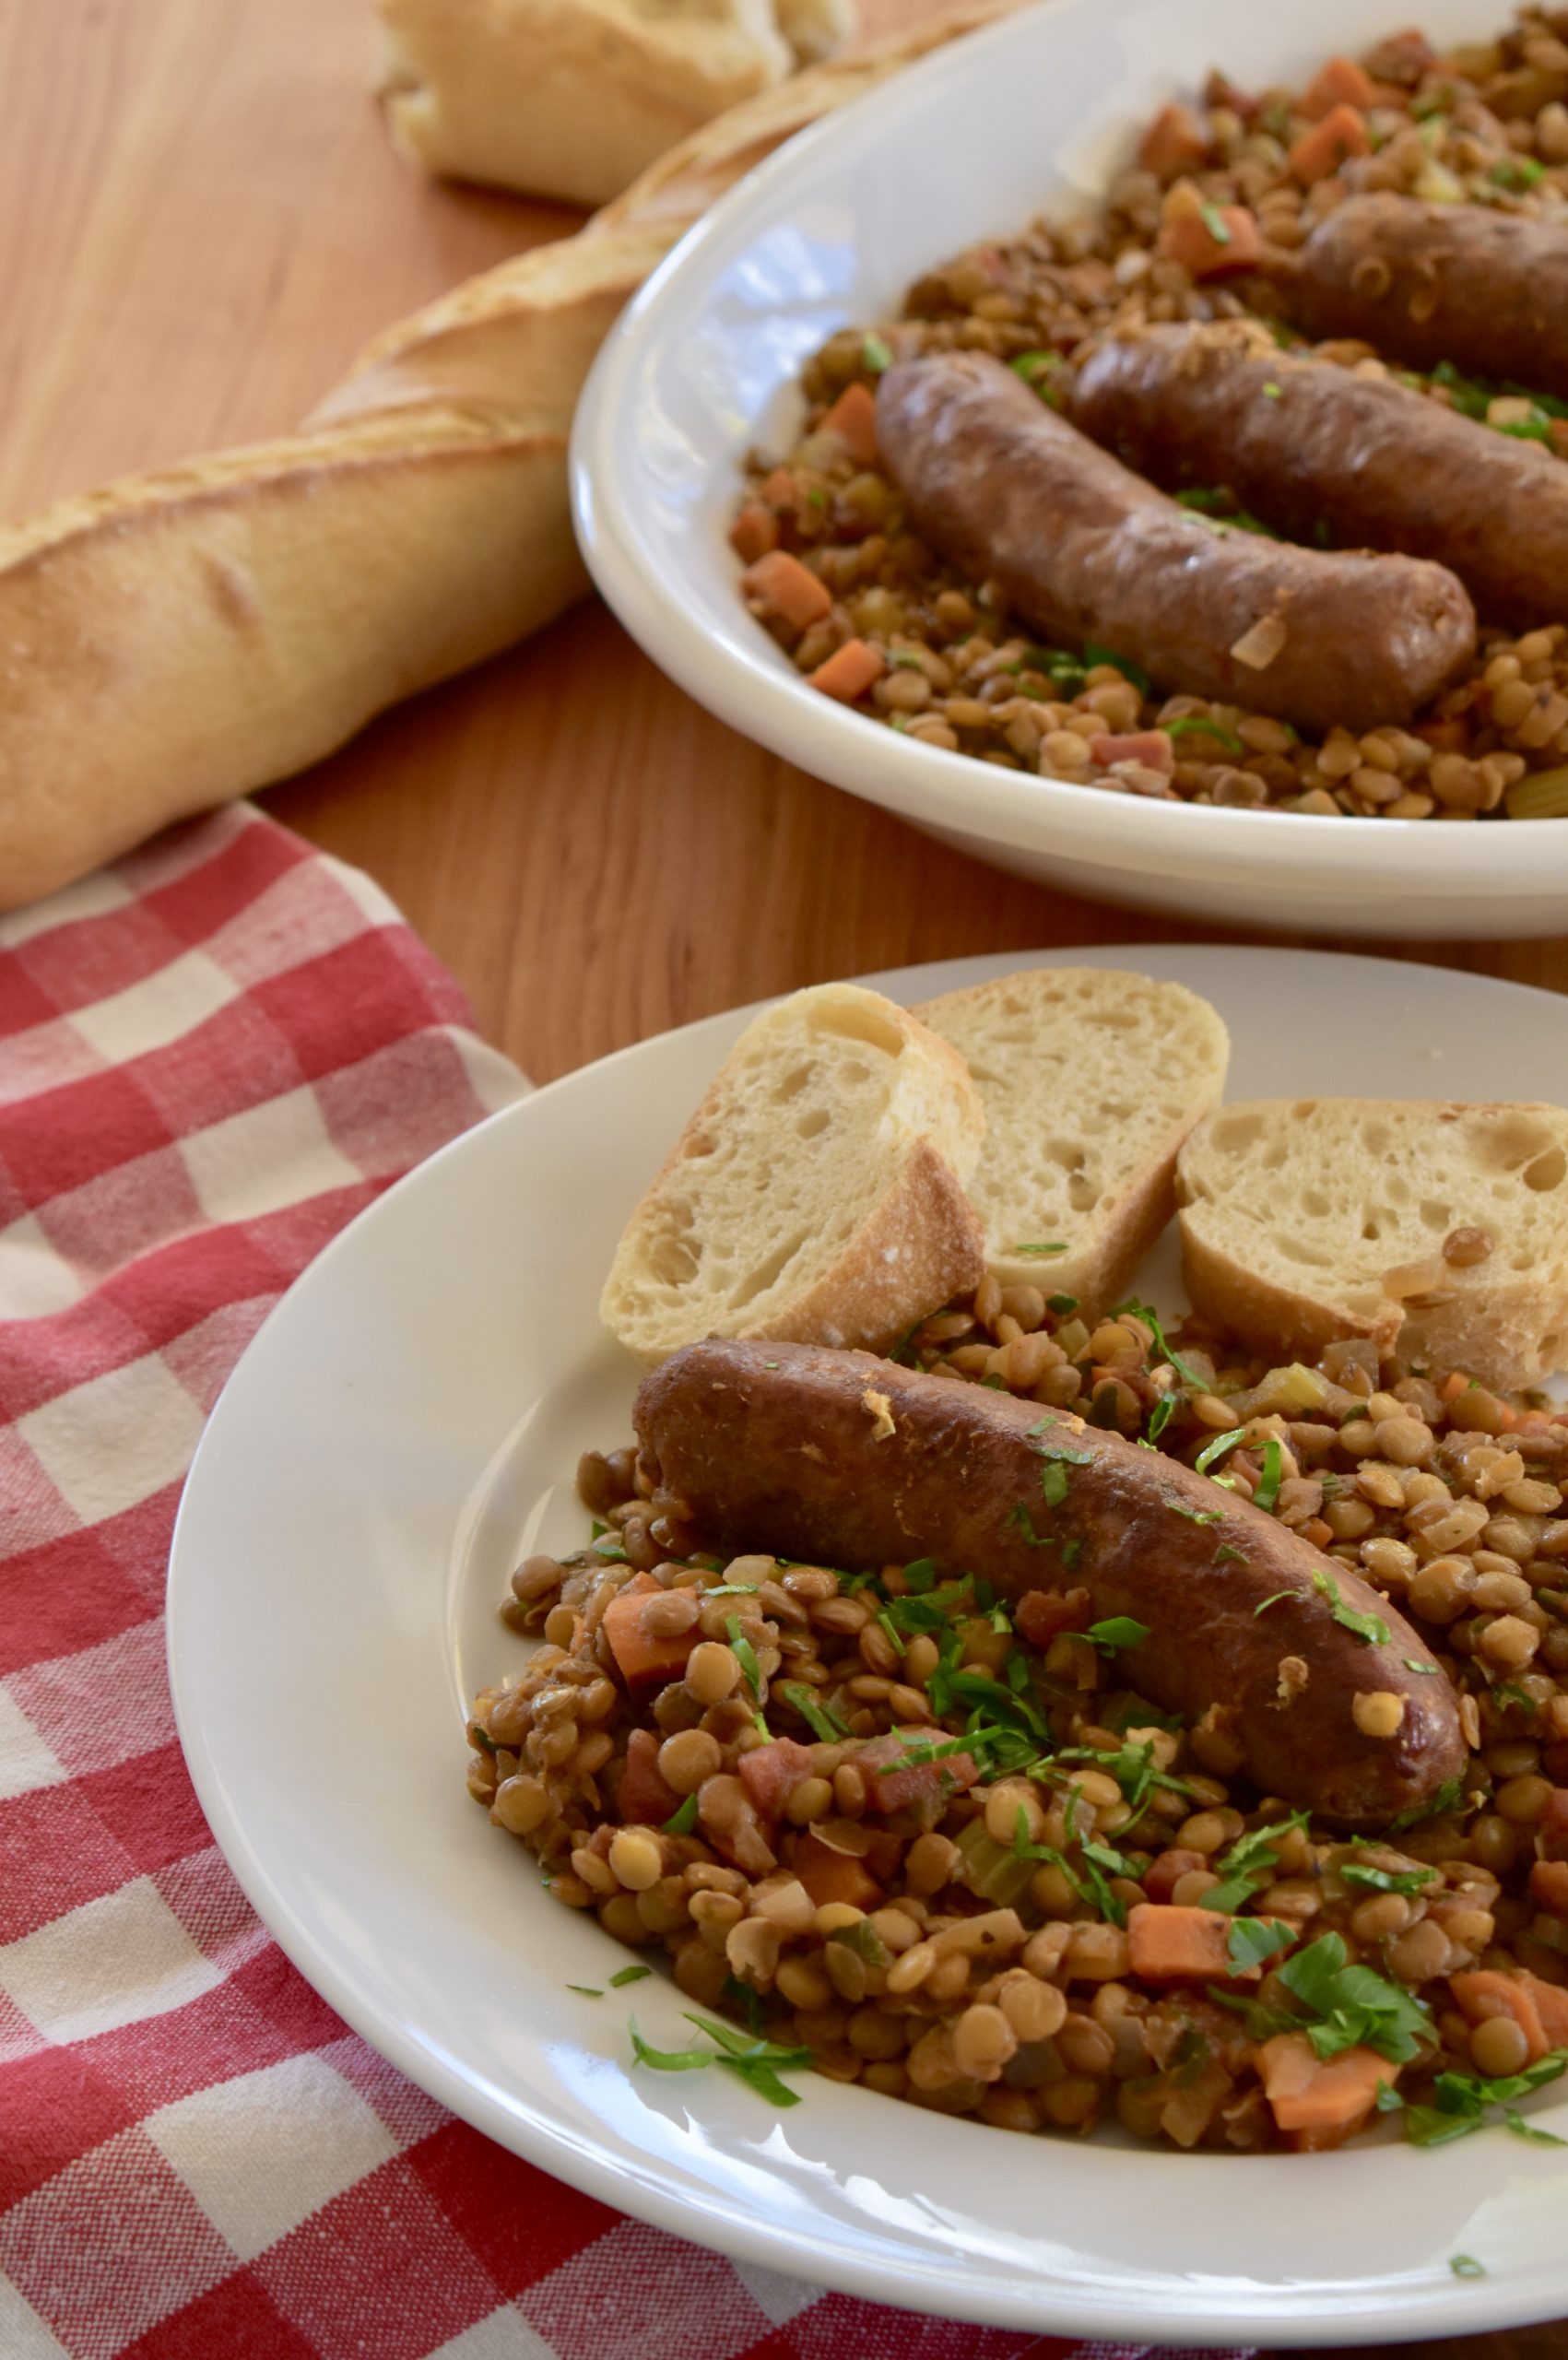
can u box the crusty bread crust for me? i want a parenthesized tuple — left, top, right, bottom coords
(1177, 1097, 1568, 1388)
(0, 1, 1017, 914)
(601, 983, 986, 1362)
(375, 0, 855, 208)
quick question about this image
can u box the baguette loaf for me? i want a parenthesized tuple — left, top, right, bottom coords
(601, 983, 986, 1361)
(376, 0, 856, 208)
(0, 1, 1016, 914)
(1177, 1097, 1568, 1388)
(917, 966, 1230, 1316)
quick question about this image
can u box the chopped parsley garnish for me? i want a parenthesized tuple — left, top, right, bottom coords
(1164, 1489, 1222, 1526)
(1146, 1393, 1178, 1444)
(1082, 643, 1151, 694)
(779, 1683, 847, 1742)
(903, 1557, 937, 1591)
(1008, 1501, 1056, 1548)
(1226, 1918, 1296, 1976)
(725, 1615, 762, 1698)
(1198, 200, 1232, 243)
(702, 1581, 760, 1597)
(861, 331, 893, 372)
(567, 1984, 603, 1997)
(609, 1963, 653, 1988)
(875, 1607, 906, 1657)
(1388, 1774, 1467, 1834)
(1491, 154, 1545, 189)
(663, 1795, 700, 1835)
(1047, 1292, 1079, 1313)
(1404, 1658, 1441, 1677)
(1085, 1616, 1152, 1653)
(1112, 1298, 1206, 1388)
(1311, 1568, 1389, 1646)
(1276, 1932, 1433, 2064)
(828, 1918, 890, 1966)
(1392, 2049, 1568, 2147)
(1027, 1424, 1096, 1462)
(1450, 2255, 1486, 2280)
(1262, 380, 1282, 398)
(1339, 1861, 1436, 1897)
(1253, 1589, 1292, 1617)
(1042, 1459, 1071, 1509)
(1162, 714, 1245, 754)
(1054, 1738, 1194, 1815)
(1195, 1426, 1247, 1476)
(630, 2014, 813, 2106)
(1491, 1681, 1539, 1714)
(591, 1539, 630, 1563)
(1214, 1542, 1249, 1567)
(1198, 1813, 1310, 1914)
(1009, 1240, 1068, 1255)
(1253, 1435, 1284, 1514)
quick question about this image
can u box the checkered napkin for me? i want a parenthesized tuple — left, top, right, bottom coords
(0, 807, 1249, 2360)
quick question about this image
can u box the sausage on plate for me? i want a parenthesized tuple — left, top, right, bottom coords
(875, 349, 1475, 735)
(634, 1338, 1468, 1830)
(1070, 321, 1568, 630)
(1291, 191, 1568, 397)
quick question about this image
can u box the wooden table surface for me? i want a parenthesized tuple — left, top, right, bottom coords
(6, 1, 1567, 2354)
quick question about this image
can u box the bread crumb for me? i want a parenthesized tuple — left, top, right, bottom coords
(1275, 1654, 1309, 1707)
(862, 1387, 896, 1441)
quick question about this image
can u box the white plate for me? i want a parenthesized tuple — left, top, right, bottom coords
(169, 947, 1568, 2346)
(572, 0, 1568, 940)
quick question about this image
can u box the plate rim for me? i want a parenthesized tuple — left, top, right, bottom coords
(168, 944, 1568, 2345)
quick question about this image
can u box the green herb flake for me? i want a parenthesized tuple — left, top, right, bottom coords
(1226, 1917, 1296, 1976)
(1195, 1426, 1247, 1477)
(591, 1540, 630, 1564)
(1276, 1932, 1434, 2065)
(1008, 1501, 1056, 1549)
(1253, 1434, 1284, 1515)
(630, 2013, 815, 2108)
(725, 1615, 763, 1698)
(1199, 1813, 1311, 1915)
(903, 1557, 937, 1592)
(662, 1795, 700, 1835)
(861, 331, 894, 373)
(1147, 1393, 1178, 1445)
(1009, 1241, 1068, 1256)
(1164, 1489, 1222, 1526)
(875, 1607, 907, 1657)
(1112, 1297, 1207, 1388)
(1082, 644, 1151, 695)
(567, 1983, 604, 1997)
(1492, 1681, 1539, 1715)
(1086, 1616, 1152, 1653)
(1491, 154, 1545, 189)
(1450, 2255, 1486, 2279)
(1042, 1459, 1071, 1509)
(1403, 1656, 1440, 1676)
(1214, 1542, 1249, 1566)
(1399, 2048, 1568, 2147)
(1311, 1567, 1389, 1646)
(828, 1918, 890, 1966)
(1340, 1861, 1436, 1897)
(1262, 380, 1282, 398)
(1253, 1589, 1291, 1617)
(1389, 1773, 1467, 1835)
(1162, 714, 1245, 755)
(781, 1682, 848, 1741)
(610, 1963, 654, 1988)
(1199, 200, 1232, 244)
(1047, 1292, 1079, 1314)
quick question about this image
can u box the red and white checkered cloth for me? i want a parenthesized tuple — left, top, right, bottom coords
(0, 806, 1249, 2360)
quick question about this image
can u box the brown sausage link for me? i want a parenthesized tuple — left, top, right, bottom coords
(1292, 192, 1568, 398)
(875, 350, 1475, 735)
(1070, 321, 1568, 633)
(634, 1339, 1467, 1829)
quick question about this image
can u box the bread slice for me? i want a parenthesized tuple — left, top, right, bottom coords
(601, 983, 986, 1362)
(916, 967, 1230, 1316)
(1177, 1097, 1568, 1387)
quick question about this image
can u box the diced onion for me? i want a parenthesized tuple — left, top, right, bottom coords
(1230, 611, 1289, 669)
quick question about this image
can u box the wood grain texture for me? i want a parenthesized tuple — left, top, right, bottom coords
(2, 4, 1565, 2351)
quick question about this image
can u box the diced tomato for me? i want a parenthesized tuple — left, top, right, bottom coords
(618, 1728, 678, 1825)
(1090, 729, 1175, 775)
(738, 1738, 819, 1821)
(858, 1729, 980, 1814)
(793, 1831, 883, 1912)
(1300, 55, 1377, 119)
(1138, 100, 1211, 180)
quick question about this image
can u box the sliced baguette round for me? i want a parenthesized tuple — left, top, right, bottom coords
(1177, 1097, 1568, 1387)
(916, 966, 1230, 1316)
(601, 984, 985, 1362)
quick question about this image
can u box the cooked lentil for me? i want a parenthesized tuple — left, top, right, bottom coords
(469, 1286, 1568, 2153)
(734, 6, 1568, 818)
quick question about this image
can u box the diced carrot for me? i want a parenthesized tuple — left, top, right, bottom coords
(738, 1738, 819, 1821)
(1531, 1859, 1568, 1918)
(1450, 1967, 1551, 2063)
(1439, 1370, 1472, 1403)
(1138, 100, 1211, 180)
(729, 502, 779, 564)
(619, 1727, 679, 1824)
(741, 549, 831, 631)
(808, 638, 886, 702)
(1300, 55, 1377, 119)
(1543, 1788, 1568, 1860)
(793, 1830, 883, 1912)
(859, 1729, 980, 1815)
(1090, 729, 1175, 775)
(1290, 103, 1371, 186)
(600, 1587, 695, 1696)
(819, 381, 879, 466)
(1156, 201, 1266, 280)
(1126, 1903, 1254, 1982)
(1257, 2033, 1400, 2148)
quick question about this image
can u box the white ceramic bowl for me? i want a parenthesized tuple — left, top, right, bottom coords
(572, 0, 1568, 938)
